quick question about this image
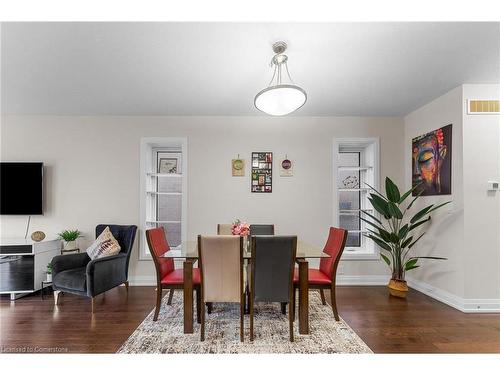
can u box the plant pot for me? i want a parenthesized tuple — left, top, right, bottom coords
(388, 279, 408, 298)
(46, 273, 52, 282)
(63, 240, 77, 251)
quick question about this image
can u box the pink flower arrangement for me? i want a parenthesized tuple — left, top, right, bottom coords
(231, 219, 250, 237)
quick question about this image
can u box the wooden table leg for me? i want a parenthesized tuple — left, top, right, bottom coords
(298, 259, 309, 334)
(183, 259, 194, 334)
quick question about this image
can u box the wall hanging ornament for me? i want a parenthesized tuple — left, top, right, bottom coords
(231, 155, 245, 177)
(251, 152, 273, 193)
(280, 155, 294, 177)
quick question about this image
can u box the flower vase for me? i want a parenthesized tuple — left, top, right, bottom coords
(46, 273, 52, 282)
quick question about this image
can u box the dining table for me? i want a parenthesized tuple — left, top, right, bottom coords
(162, 239, 330, 335)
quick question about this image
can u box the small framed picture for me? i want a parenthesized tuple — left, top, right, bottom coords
(280, 158, 294, 177)
(232, 159, 245, 177)
(159, 158, 178, 174)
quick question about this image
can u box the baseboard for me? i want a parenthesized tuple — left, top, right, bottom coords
(406, 276, 500, 313)
(336, 275, 390, 286)
(129, 276, 156, 286)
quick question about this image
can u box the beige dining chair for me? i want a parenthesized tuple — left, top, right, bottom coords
(217, 224, 233, 235)
(198, 235, 245, 342)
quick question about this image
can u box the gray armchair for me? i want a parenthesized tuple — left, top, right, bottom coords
(51, 224, 137, 312)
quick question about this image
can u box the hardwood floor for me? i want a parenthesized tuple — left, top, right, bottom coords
(1, 286, 499, 353)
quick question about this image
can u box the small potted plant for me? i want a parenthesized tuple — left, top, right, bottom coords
(363, 177, 451, 298)
(58, 229, 81, 251)
(46, 262, 53, 282)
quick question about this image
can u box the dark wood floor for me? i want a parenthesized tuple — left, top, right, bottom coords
(1, 286, 499, 353)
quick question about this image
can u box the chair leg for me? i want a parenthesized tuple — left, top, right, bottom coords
(281, 302, 287, 315)
(153, 287, 162, 321)
(289, 299, 294, 342)
(250, 298, 254, 341)
(53, 290, 61, 305)
(320, 289, 326, 305)
(207, 302, 212, 314)
(292, 287, 297, 321)
(200, 298, 205, 341)
(240, 300, 244, 342)
(330, 285, 340, 321)
(196, 288, 201, 324)
(167, 288, 174, 305)
(124, 281, 129, 293)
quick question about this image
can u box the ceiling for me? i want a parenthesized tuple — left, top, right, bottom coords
(1, 22, 499, 116)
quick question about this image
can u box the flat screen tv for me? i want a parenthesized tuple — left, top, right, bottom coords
(0, 162, 43, 215)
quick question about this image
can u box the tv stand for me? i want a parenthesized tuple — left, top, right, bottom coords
(0, 238, 61, 300)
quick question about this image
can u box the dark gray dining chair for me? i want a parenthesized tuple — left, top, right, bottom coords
(250, 235, 297, 342)
(249, 224, 275, 236)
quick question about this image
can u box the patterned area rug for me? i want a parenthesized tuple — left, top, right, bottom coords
(118, 291, 372, 354)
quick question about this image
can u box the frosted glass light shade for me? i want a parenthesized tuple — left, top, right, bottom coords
(254, 84, 307, 116)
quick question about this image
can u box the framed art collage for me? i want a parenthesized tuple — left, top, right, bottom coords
(251, 152, 272, 193)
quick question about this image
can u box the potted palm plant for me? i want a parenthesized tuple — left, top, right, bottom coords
(362, 177, 450, 298)
(58, 229, 81, 251)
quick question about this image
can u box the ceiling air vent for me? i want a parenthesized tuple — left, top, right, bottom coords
(468, 100, 500, 114)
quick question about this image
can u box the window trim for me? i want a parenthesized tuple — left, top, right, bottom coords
(139, 137, 188, 261)
(332, 137, 380, 261)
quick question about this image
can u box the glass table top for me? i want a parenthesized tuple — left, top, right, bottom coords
(161, 240, 329, 259)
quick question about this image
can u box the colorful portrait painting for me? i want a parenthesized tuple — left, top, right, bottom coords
(412, 124, 452, 196)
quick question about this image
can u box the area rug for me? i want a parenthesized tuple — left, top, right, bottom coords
(117, 291, 372, 354)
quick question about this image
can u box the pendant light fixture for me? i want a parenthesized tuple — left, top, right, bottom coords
(254, 41, 307, 116)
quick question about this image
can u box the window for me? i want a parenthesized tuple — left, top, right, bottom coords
(140, 138, 187, 260)
(333, 138, 379, 259)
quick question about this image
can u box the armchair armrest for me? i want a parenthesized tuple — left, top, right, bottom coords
(86, 253, 128, 297)
(52, 253, 90, 276)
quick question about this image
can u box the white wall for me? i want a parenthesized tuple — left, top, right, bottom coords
(462, 84, 500, 301)
(404, 86, 465, 299)
(404, 84, 500, 311)
(0, 115, 403, 284)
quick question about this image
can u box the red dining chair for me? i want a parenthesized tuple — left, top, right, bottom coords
(146, 227, 201, 322)
(293, 227, 348, 321)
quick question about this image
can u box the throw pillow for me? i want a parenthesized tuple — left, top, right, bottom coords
(86, 226, 121, 260)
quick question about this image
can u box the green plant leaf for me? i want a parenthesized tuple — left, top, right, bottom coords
(409, 217, 431, 231)
(380, 253, 391, 266)
(385, 177, 401, 203)
(426, 201, 452, 215)
(404, 258, 418, 270)
(401, 236, 413, 249)
(389, 232, 400, 244)
(405, 264, 420, 272)
(398, 182, 422, 204)
(368, 195, 391, 218)
(387, 201, 403, 219)
(361, 210, 381, 224)
(407, 189, 424, 210)
(57, 229, 81, 241)
(367, 234, 392, 251)
(408, 256, 447, 260)
(408, 232, 426, 249)
(360, 217, 387, 235)
(410, 204, 434, 223)
(364, 182, 387, 199)
(398, 224, 409, 239)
